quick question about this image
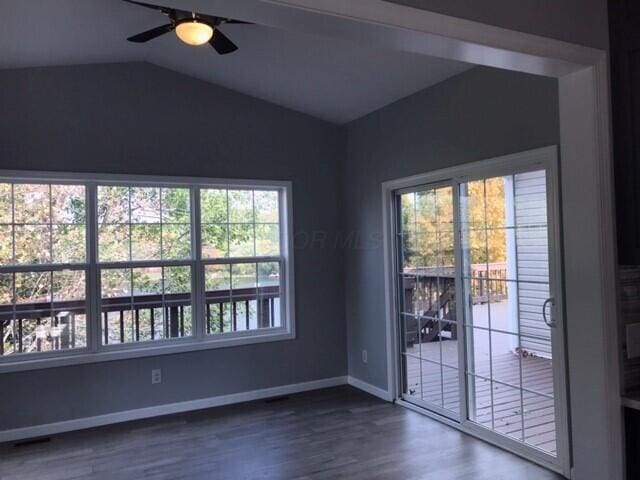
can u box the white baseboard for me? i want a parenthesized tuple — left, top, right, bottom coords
(0, 376, 348, 443)
(347, 375, 393, 401)
(1, 375, 394, 443)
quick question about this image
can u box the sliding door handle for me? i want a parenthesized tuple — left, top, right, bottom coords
(542, 297, 556, 328)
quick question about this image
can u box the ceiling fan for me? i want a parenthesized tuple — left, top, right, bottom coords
(122, 0, 251, 54)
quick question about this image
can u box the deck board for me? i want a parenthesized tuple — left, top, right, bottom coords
(404, 338, 556, 455)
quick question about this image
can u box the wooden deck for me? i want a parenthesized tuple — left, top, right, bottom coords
(404, 339, 557, 455)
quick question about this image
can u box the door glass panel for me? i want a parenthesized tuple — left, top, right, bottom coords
(421, 359, 443, 408)
(523, 390, 556, 454)
(404, 354, 422, 401)
(461, 170, 558, 457)
(467, 373, 493, 427)
(442, 366, 460, 412)
(398, 186, 459, 416)
(492, 382, 524, 442)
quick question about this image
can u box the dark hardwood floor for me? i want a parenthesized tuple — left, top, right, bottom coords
(0, 386, 562, 479)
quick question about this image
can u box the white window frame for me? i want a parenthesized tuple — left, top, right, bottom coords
(0, 170, 295, 373)
(381, 146, 570, 475)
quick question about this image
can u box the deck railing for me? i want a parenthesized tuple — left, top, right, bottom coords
(404, 263, 508, 308)
(468, 263, 509, 303)
(0, 286, 280, 355)
(402, 263, 508, 345)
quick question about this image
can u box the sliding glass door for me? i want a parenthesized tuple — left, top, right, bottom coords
(461, 171, 561, 455)
(397, 184, 461, 419)
(393, 154, 569, 474)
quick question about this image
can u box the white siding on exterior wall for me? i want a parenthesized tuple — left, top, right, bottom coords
(514, 170, 552, 357)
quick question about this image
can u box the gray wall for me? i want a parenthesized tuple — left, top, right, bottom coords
(343, 66, 559, 389)
(0, 62, 347, 429)
(385, 0, 609, 50)
(0, 63, 562, 430)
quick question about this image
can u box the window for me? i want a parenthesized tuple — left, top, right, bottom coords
(201, 189, 282, 334)
(0, 183, 88, 356)
(0, 174, 293, 368)
(97, 186, 193, 345)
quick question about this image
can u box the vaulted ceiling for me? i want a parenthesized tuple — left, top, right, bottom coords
(0, 0, 473, 123)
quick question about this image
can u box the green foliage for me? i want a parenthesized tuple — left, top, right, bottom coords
(1, 183, 281, 353)
(401, 187, 454, 268)
(401, 180, 507, 270)
(464, 178, 507, 264)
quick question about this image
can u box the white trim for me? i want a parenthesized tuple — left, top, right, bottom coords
(347, 375, 393, 401)
(558, 60, 623, 480)
(259, 0, 600, 75)
(593, 56, 625, 480)
(0, 170, 296, 373)
(0, 375, 347, 443)
(544, 149, 573, 476)
(382, 178, 399, 406)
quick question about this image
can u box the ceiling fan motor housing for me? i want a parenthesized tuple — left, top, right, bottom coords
(123, 0, 243, 54)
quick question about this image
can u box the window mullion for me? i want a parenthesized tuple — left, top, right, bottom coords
(96, 259, 192, 270)
(86, 182, 100, 353)
(199, 256, 281, 266)
(192, 186, 204, 339)
(278, 188, 288, 331)
(10, 183, 15, 265)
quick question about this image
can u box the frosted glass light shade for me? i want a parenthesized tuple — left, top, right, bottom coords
(176, 21, 213, 46)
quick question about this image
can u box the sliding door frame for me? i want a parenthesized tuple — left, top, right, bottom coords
(394, 180, 462, 422)
(383, 145, 570, 475)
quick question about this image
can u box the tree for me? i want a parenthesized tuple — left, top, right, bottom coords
(1, 183, 281, 353)
(400, 178, 507, 270)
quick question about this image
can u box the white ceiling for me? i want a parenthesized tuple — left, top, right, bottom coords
(0, 0, 473, 124)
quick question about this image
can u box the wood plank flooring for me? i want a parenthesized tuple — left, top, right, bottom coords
(0, 386, 562, 480)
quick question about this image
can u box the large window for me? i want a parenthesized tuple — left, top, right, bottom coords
(0, 174, 293, 369)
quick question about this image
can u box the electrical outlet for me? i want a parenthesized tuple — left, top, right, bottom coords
(362, 349, 368, 364)
(151, 369, 162, 384)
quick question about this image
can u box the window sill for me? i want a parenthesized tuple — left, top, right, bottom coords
(0, 329, 295, 373)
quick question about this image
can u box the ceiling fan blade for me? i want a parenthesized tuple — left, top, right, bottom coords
(224, 19, 253, 25)
(127, 23, 174, 43)
(122, 0, 172, 14)
(209, 28, 238, 54)
(199, 15, 253, 27)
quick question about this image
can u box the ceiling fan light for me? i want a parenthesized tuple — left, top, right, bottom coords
(175, 20, 214, 46)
